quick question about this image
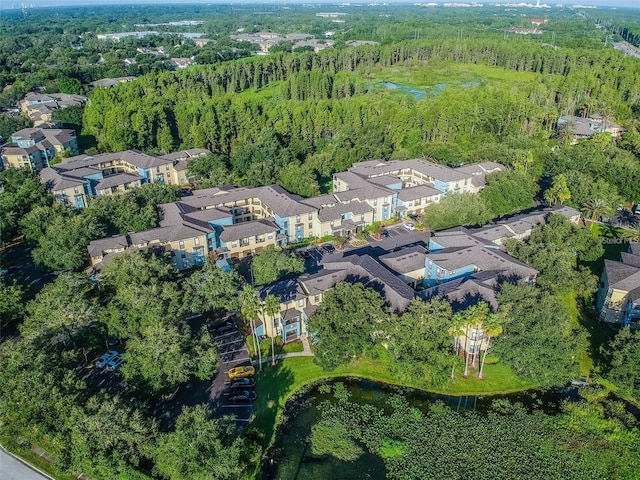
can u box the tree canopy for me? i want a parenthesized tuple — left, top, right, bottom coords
(250, 246, 305, 286)
(307, 282, 387, 370)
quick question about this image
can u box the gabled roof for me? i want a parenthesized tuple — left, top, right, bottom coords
(397, 184, 442, 201)
(317, 201, 373, 223)
(218, 219, 279, 242)
(379, 246, 428, 275)
(603, 259, 640, 292)
(258, 278, 306, 303)
(95, 173, 142, 191)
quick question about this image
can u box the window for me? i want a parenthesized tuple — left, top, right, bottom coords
(374, 199, 378, 206)
(314, 295, 321, 303)
(283, 221, 289, 229)
(308, 222, 313, 230)
(298, 299, 305, 307)
(194, 237, 200, 246)
(73, 187, 79, 194)
(296, 215, 300, 223)
(308, 213, 313, 220)
(360, 214, 364, 221)
(179, 241, 185, 249)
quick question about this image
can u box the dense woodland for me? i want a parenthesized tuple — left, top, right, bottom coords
(2, 4, 640, 480)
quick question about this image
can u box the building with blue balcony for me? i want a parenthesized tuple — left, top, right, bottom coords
(597, 244, 640, 327)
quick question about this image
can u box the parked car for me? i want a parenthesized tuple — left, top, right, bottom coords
(408, 213, 419, 221)
(106, 353, 126, 371)
(211, 321, 237, 336)
(228, 390, 257, 403)
(231, 378, 256, 389)
(96, 350, 119, 368)
(228, 365, 255, 379)
(403, 222, 416, 231)
(322, 244, 335, 253)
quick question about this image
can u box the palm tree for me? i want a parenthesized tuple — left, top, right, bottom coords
(240, 285, 262, 371)
(581, 199, 611, 230)
(448, 318, 466, 379)
(477, 313, 503, 380)
(264, 294, 280, 366)
(614, 208, 639, 229)
(454, 303, 490, 377)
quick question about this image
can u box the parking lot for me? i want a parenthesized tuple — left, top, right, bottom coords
(209, 325, 254, 424)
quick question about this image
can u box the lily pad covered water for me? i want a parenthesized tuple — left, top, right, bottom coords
(263, 380, 640, 480)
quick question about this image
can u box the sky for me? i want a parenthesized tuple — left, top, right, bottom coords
(6, 0, 640, 7)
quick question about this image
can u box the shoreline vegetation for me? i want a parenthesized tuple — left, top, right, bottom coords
(252, 356, 538, 452)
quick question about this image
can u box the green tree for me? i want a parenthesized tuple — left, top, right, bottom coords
(264, 293, 280, 366)
(181, 263, 240, 315)
(478, 312, 504, 379)
(251, 246, 304, 286)
(240, 285, 262, 370)
(22, 273, 96, 348)
(480, 169, 539, 217)
(421, 193, 493, 231)
(0, 168, 51, 244)
(0, 280, 25, 326)
(0, 113, 30, 139)
(58, 76, 82, 94)
(122, 321, 215, 393)
(307, 282, 387, 370)
(544, 174, 571, 205)
(493, 283, 580, 387)
(68, 395, 157, 480)
(185, 153, 230, 187)
(581, 198, 612, 228)
(606, 327, 640, 400)
(384, 298, 456, 386)
(31, 212, 103, 271)
(154, 405, 258, 480)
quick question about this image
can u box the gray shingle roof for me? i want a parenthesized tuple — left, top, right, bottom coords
(218, 219, 279, 242)
(95, 173, 142, 191)
(317, 201, 373, 223)
(604, 259, 640, 291)
(397, 184, 442, 201)
(379, 246, 428, 275)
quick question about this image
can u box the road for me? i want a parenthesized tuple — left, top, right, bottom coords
(0, 447, 51, 480)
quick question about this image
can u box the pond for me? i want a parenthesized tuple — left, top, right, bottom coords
(378, 80, 481, 99)
(261, 379, 596, 480)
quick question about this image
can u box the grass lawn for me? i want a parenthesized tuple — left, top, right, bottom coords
(556, 290, 617, 377)
(252, 356, 536, 448)
(246, 336, 303, 358)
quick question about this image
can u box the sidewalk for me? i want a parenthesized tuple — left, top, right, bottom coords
(258, 335, 313, 365)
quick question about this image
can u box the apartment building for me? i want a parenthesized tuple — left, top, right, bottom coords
(19, 92, 87, 126)
(596, 243, 640, 327)
(86, 158, 509, 270)
(39, 149, 207, 207)
(1, 128, 79, 172)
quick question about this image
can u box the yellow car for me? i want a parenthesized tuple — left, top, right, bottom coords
(228, 365, 255, 379)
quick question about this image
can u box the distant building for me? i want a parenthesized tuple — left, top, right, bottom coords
(86, 77, 138, 89)
(557, 113, 624, 143)
(20, 92, 87, 126)
(169, 57, 195, 69)
(1, 128, 78, 172)
(527, 18, 549, 25)
(40, 148, 209, 208)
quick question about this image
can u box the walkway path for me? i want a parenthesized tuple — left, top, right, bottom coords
(258, 335, 313, 365)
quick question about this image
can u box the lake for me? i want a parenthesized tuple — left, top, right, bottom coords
(260, 378, 593, 480)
